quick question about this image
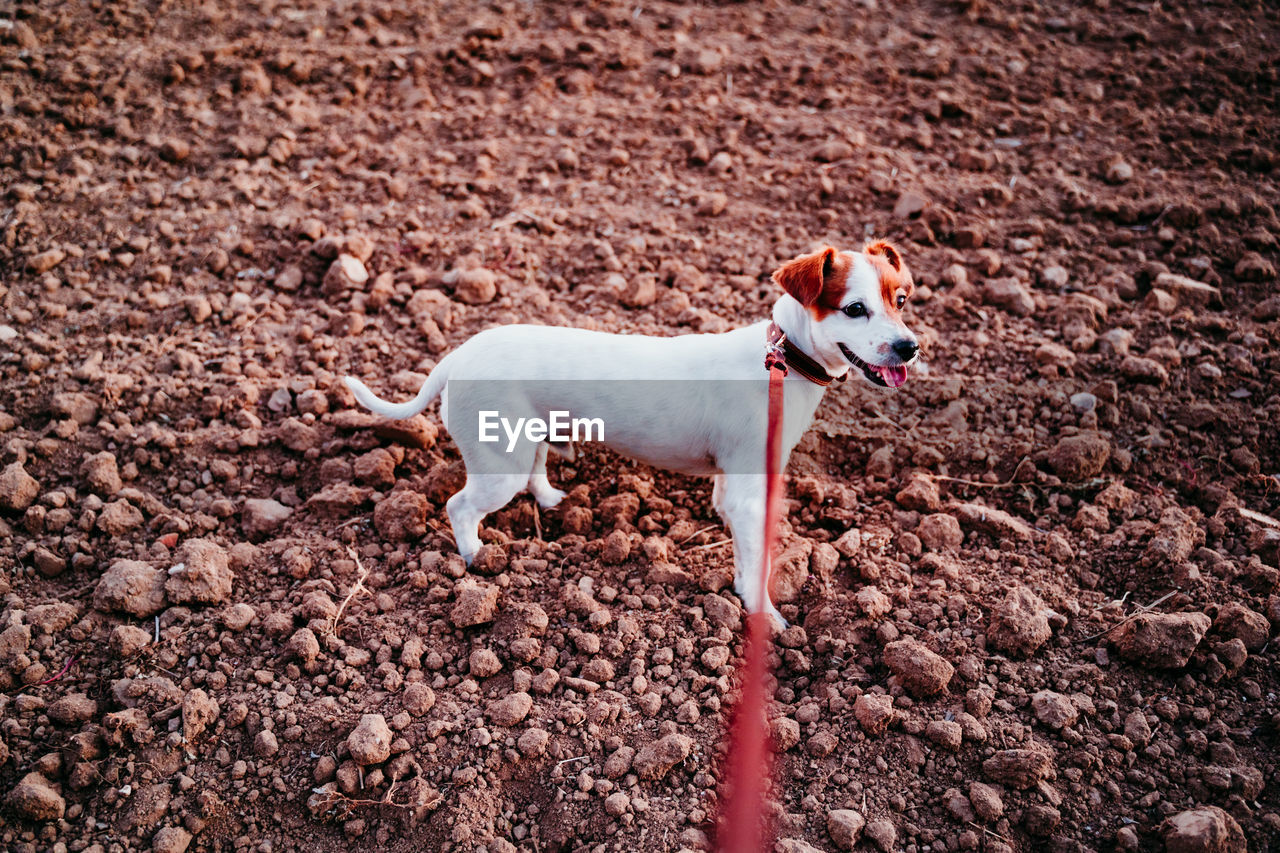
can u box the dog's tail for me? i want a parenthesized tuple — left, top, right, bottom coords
(343, 369, 447, 420)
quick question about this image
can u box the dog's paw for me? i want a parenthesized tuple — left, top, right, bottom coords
(534, 487, 567, 509)
(765, 603, 789, 631)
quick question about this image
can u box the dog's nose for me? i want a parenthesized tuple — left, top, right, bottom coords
(892, 339, 919, 362)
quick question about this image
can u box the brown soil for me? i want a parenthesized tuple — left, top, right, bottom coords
(1, 1, 1278, 852)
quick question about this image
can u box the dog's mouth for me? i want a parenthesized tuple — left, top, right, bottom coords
(839, 344, 909, 388)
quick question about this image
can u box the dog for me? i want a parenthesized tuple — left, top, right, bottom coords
(345, 242, 918, 625)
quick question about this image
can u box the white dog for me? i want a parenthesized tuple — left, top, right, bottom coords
(345, 242, 918, 625)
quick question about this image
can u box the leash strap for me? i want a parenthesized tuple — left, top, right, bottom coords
(718, 333, 790, 852)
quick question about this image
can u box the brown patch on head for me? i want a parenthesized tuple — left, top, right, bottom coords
(772, 247, 852, 317)
(865, 240, 914, 319)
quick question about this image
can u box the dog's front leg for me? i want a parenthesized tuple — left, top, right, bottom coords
(715, 473, 787, 628)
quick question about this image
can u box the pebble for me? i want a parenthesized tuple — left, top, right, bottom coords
(925, 719, 963, 750)
(1039, 265, 1069, 288)
(813, 141, 855, 163)
(864, 819, 896, 852)
(322, 254, 369, 295)
(853, 693, 896, 736)
(1112, 612, 1210, 669)
(94, 560, 167, 617)
(451, 580, 500, 627)
(488, 692, 533, 726)
(151, 826, 193, 853)
(6, 772, 66, 821)
(633, 733, 693, 780)
(444, 266, 498, 304)
(982, 278, 1036, 316)
(982, 747, 1054, 789)
(1047, 432, 1111, 480)
(347, 714, 392, 765)
(986, 586, 1053, 656)
(968, 781, 1003, 821)
(826, 809, 865, 849)
(1031, 690, 1078, 729)
(1161, 806, 1245, 853)
(373, 491, 429, 541)
(27, 248, 66, 274)
(166, 538, 234, 605)
(884, 639, 954, 697)
(0, 461, 40, 512)
(893, 190, 928, 218)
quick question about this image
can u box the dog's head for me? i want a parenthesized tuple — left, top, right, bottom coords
(772, 242, 918, 388)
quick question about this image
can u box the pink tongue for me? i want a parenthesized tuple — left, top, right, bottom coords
(877, 364, 908, 388)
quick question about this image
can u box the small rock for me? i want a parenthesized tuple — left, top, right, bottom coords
(983, 278, 1036, 316)
(51, 392, 98, 424)
(27, 248, 66, 274)
(982, 748, 1054, 789)
(94, 560, 167, 617)
(373, 490, 428, 541)
(166, 538, 234, 605)
(98, 499, 144, 536)
(925, 719, 963, 750)
(884, 639, 954, 697)
(1112, 612, 1210, 669)
(1039, 265, 1069, 288)
(81, 452, 123, 496)
(6, 772, 65, 821)
(469, 648, 502, 678)
(48, 693, 98, 725)
(151, 826, 193, 853)
(634, 733, 693, 780)
(347, 714, 392, 766)
(1031, 690, 1078, 729)
(254, 729, 279, 758)
(286, 628, 321, 667)
(242, 498, 292, 538)
(322, 254, 369, 295)
(110, 624, 152, 656)
(917, 513, 963, 551)
(814, 140, 855, 163)
(826, 809, 865, 850)
(1105, 158, 1133, 184)
(853, 693, 897, 736)
(0, 462, 40, 512)
(487, 692, 533, 726)
(617, 273, 657, 308)
(518, 728, 549, 756)
(181, 688, 220, 741)
(968, 781, 1004, 822)
(893, 190, 928, 218)
(403, 683, 435, 716)
(451, 580, 500, 627)
(1124, 710, 1152, 746)
(1214, 602, 1270, 652)
(864, 819, 897, 852)
(1048, 433, 1111, 480)
(986, 585, 1053, 656)
(444, 266, 498, 304)
(1161, 806, 1245, 853)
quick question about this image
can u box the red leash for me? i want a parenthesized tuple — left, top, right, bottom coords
(717, 341, 789, 851)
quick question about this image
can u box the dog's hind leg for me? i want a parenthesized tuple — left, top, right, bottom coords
(527, 442, 567, 509)
(446, 472, 527, 564)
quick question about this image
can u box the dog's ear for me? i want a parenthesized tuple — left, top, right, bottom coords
(773, 247, 836, 306)
(864, 240, 902, 272)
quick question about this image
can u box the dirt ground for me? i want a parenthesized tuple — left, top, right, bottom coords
(2, 0, 1279, 851)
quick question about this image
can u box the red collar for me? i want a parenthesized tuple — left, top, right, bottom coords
(765, 322, 843, 386)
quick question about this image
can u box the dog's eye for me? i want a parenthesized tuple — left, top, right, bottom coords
(896, 293, 906, 309)
(843, 302, 866, 319)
